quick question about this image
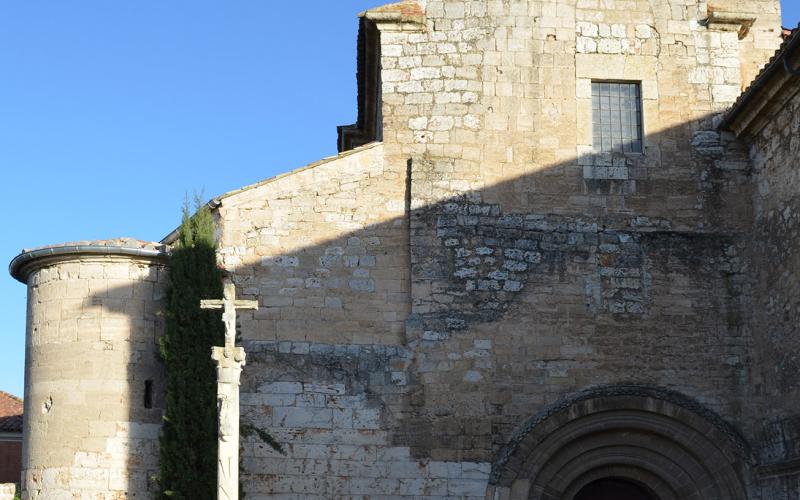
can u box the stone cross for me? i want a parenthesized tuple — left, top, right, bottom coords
(200, 280, 258, 500)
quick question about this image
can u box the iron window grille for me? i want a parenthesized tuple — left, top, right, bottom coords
(592, 81, 643, 154)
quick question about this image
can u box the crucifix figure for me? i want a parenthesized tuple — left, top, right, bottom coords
(200, 279, 258, 500)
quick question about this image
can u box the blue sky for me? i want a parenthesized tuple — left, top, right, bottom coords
(1, 2, 799, 398)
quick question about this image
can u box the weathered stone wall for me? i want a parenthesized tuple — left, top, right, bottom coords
(18, 251, 166, 499)
(378, 0, 778, 465)
(724, 0, 787, 88)
(380, 0, 780, 228)
(403, 198, 753, 460)
(747, 79, 800, 496)
(220, 0, 787, 498)
(239, 340, 489, 499)
(218, 143, 410, 346)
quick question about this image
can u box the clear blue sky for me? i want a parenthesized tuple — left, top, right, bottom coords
(1, 2, 799, 398)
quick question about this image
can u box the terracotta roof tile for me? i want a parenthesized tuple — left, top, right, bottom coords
(0, 391, 22, 434)
(363, 0, 424, 18)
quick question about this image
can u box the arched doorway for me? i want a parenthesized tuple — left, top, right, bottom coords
(487, 385, 754, 500)
(573, 478, 655, 500)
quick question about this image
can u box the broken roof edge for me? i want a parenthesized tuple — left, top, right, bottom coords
(160, 141, 385, 245)
(720, 24, 800, 137)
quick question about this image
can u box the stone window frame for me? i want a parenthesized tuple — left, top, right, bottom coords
(576, 54, 659, 180)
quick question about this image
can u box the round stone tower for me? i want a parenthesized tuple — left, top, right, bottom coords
(9, 239, 168, 499)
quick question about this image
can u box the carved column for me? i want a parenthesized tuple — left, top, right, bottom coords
(211, 345, 246, 500)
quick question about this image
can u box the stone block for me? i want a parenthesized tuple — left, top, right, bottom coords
(272, 407, 333, 429)
(260, 382, 303, 394)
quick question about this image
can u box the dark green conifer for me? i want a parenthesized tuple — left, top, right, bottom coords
(158, 199, 223, 499)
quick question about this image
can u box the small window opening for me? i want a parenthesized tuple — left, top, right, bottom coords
(592, 81, 643, 154)
(144, 380, 153, 409)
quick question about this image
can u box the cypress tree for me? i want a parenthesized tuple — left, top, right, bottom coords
(159, 200, 223, 499)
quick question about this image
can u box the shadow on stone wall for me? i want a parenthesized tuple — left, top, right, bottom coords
(90, 112, 800, 497)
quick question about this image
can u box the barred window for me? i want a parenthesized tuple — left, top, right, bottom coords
(592, 82, 643, 154)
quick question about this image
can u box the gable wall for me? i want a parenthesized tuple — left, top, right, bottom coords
(217, 143, 410, 347)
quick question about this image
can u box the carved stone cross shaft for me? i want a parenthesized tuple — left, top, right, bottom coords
(200, 280, 258, 500)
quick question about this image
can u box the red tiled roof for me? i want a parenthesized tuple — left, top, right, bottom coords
(0, 391, 23, 434)
(363, 0, 424, 18)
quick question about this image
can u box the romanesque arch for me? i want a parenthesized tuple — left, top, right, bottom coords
(488, 385, 754, 500)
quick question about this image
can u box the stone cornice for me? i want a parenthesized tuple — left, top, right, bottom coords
(9, 241, 168, 284)
(706, 7, 757, 40)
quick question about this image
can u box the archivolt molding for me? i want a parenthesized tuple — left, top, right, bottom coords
(489, 384, 754, 500)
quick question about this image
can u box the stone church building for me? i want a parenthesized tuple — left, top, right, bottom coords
(8, 0, 800, 498)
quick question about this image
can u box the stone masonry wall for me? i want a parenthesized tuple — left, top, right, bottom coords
(211, 0, 786, 497)
(747, 82, 800, 496)
(218, 143, 410, 347)
(21, 254, 166, 499)
(380, 0, 780, 228)
(210, 0, 786, 497)
(375, 0, 779, 468)
(239, 340, 490, 499)
(402, 193, 753, 465)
